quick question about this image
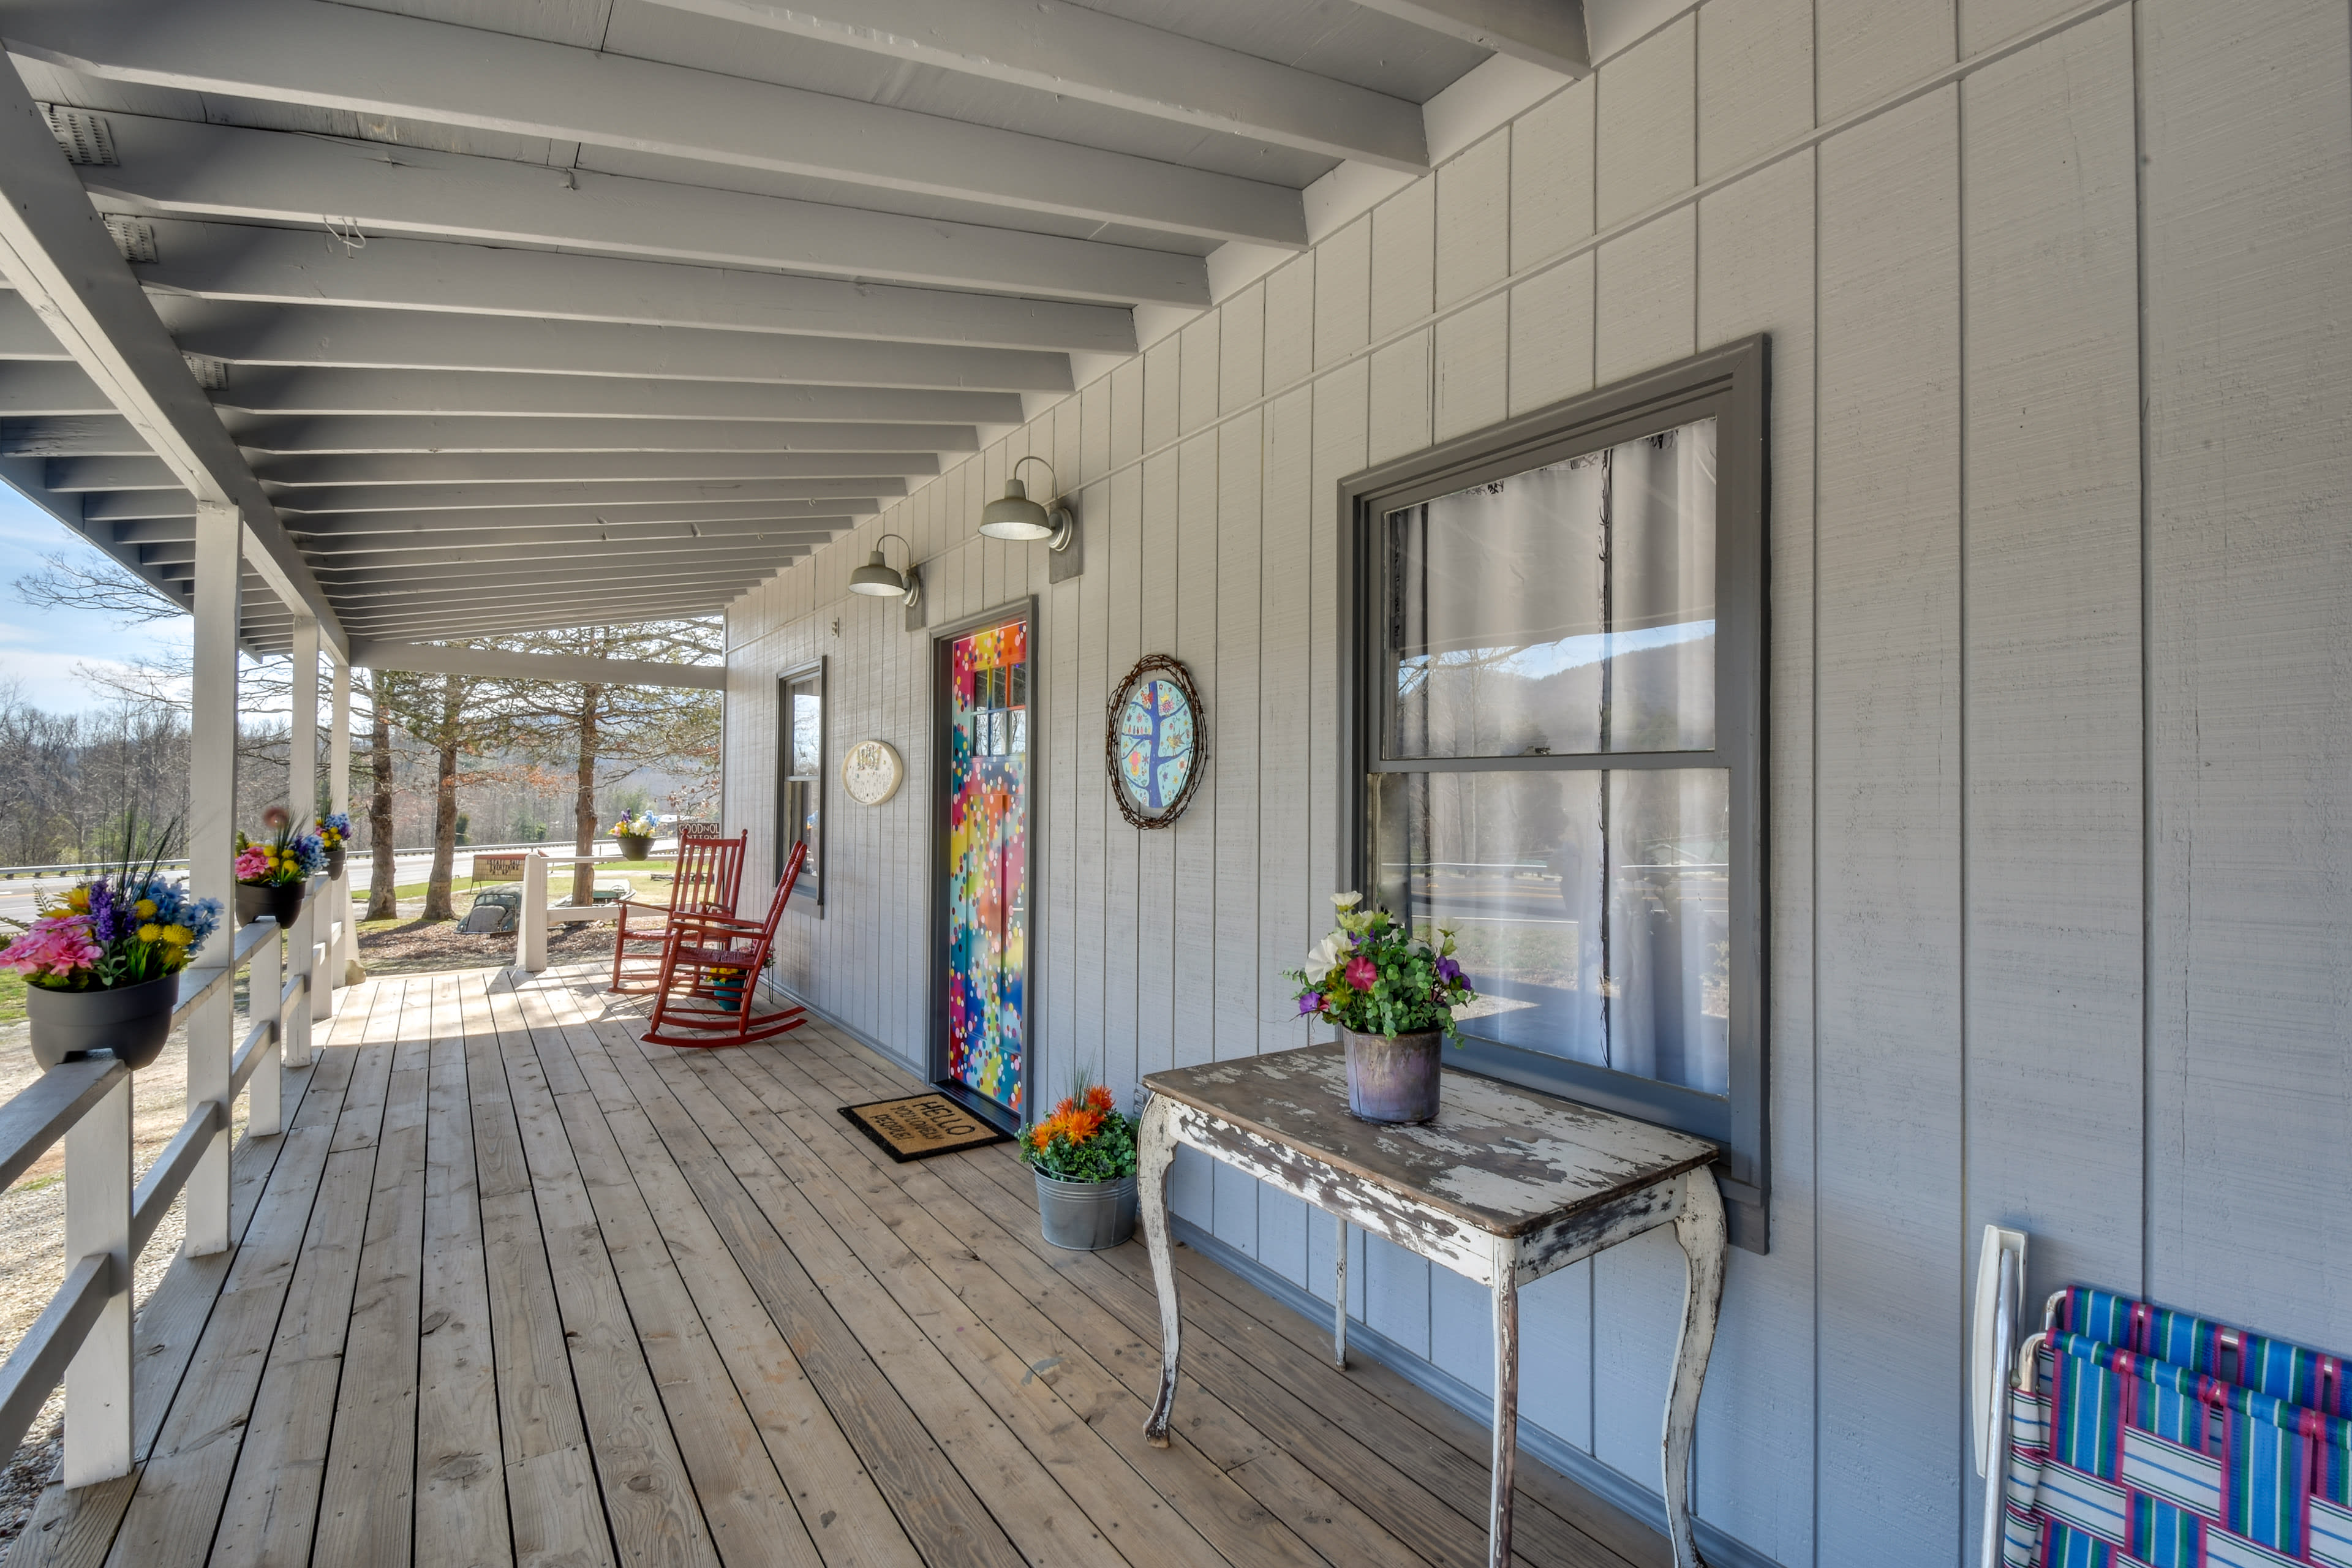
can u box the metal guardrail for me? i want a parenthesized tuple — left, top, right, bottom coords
(1, 838, 660, 881)
(0, 867, 347, 1476)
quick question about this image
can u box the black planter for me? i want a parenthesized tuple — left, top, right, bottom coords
(616, 833, 654, 861)
(325, 845, 347, 880)
(234, 880, 307, 929)
(25, 973, 179, 1070)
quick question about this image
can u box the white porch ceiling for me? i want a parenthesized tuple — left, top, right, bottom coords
(0, 0, 1589, 653)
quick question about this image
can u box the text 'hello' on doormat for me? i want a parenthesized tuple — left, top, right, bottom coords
(839, 1093, 1013, 1163)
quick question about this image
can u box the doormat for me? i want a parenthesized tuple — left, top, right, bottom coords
(839, 1093, 1013, 1163)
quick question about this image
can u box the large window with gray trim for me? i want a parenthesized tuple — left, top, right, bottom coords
(778, 658, 824, 907)
(1343, 337, 1770, 1247)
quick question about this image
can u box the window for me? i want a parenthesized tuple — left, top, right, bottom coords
(778, 660, 824, 906)
(1343, 338, 1769, 1248)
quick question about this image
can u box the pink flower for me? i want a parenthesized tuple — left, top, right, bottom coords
(1344, 956, 1377, 992)
(235, 845, 270, 881)
(0, 914, 103, 979)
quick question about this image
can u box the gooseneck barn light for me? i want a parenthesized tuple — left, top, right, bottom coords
(848, 531, 922, 609)
(978, 455, 1076, 549)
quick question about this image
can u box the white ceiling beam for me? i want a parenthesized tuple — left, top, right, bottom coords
(290, 499, 865, 538)
(326, 574, 788, 610)
(347, 638, 727, 690)
(319, 540, 813, 577)
(0, 64, 344, 647)
(0, 415, 146, 454)
(277, 477, 901, 515)
(302, 528, 840, 565)
(133, 219, 1136, 356)
(81, 489, 192, 521)
(342, 603, 745, 641)
(45, 453, 178, 489)
(282, 516, 841, 551)
(85, 114, 1208, 306)
(1348, 0, 1591, 75)
(254, 450, 935, 488)
(326, 562, 790, 598)
(638, 0, 1428, 173)
(12, 0, 1305, 247)
(0, 288, 70, 357)
(208, 368, 1024, 425)
(225, 415, 979, 454)
(157, 301, 1073, 393)
(0, 360, 113, 415)
(337, 582, 756, 623)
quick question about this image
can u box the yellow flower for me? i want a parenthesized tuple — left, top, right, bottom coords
(137, 922, 163, 942)
(134, 899, 157, 918)
(161, 925, 192, 946)
(64, 888, 89, 911)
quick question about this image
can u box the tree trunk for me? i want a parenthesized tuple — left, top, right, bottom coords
(423, 674, 462, 921)
(571, 687, 600, 908)
(366, 676, 398, 920)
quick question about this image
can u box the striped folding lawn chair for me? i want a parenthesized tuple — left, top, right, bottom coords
(2003, 1290, 2352, 1567)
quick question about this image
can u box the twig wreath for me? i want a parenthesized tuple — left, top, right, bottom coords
(1104, 654, 1207, 829)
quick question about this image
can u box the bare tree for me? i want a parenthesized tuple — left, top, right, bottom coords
(362, 668, 402, 920)
(377, 663, 507, 921)
(488, 620, 722, 905)
(12, 551, 181, 624)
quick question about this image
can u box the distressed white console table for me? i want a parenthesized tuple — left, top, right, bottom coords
(1137, 1044, 1727, 1568)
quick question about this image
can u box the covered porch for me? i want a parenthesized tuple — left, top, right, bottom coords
(13, 963, 1665, 1568)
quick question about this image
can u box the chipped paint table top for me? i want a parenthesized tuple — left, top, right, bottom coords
(1142, 1044, 1718, 1238)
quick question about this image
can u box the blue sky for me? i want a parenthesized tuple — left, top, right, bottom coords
(0, 482, 191, 712)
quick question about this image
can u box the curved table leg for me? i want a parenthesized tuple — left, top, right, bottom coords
(1488, 1240, 1521, 1568)
(1138, 1093, 1182, 1448)
(1664, 1168, 1727, 1568)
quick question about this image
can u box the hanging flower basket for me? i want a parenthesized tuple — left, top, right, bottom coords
(24, 973, 179, 1071)
(315, 813, 352, 881)
(610, 810, 659, 862)
(235, 807, 325, 925)
(234, 880, 307, 929)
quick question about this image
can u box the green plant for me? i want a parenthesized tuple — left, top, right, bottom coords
(1284, 891, 1477, 1040)
(1019, 1082, 1139, 1183)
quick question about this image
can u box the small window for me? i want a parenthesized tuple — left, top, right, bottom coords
(1344, 339, 1769, 1248)
(779, 660, 824, 905)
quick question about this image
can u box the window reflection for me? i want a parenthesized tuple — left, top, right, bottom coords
(1387, 418, 1716, 757)
(1372, 767, 1730, 1095)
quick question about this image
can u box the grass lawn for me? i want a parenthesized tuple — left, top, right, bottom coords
(0, 971, 22, 1027)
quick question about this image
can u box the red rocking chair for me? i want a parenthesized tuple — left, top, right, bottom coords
(640, 841, 808, 1049)
(610, 828, 747, 993)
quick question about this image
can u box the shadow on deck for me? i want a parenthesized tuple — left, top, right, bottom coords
(12, 964, 1670, 1568)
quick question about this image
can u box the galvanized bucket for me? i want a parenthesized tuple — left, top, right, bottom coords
(1343, 1027, 1443, 1123)
(1035, 1170, 1138, 1251)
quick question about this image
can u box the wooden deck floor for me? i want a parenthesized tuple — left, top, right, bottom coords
(14, 964, 1668, 1568)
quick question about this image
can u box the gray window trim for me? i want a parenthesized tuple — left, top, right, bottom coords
(1337, 335, 1771, 1251)
(778, 655, 826, 911)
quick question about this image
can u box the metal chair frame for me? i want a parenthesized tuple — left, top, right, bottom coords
(609, 829, 747, 993)
(640, 841, 809, 1049)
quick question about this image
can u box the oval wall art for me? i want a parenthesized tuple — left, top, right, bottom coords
(1106, 654, 1205, 829)
(840, 739, 904, 806)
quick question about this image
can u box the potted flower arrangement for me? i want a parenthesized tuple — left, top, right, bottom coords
(1284, 891, 1477, 1125)
(0, 834, 222, 1069)
(1019, 1082, 1140, 1251)
(315, 811, 352, 879)
(234, 806, 325, 927)
(609, 810, 658, 862)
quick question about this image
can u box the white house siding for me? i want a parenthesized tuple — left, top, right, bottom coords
(719, 2, 2352, 1561)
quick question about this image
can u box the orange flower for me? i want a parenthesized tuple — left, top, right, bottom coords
(1030, 1104, 1106, 1150)
(1084, 1084, 1116, 1115)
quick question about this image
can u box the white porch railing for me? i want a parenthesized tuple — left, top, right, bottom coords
(514, 851, 632, 973)
(0, 870, 341, 1482)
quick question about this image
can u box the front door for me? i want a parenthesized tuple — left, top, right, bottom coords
(942, 614, 1029, 1116)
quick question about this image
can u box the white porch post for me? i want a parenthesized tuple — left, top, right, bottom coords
(518, 851, 548, 973)
(61, 1072, 131, 1487)
(329, 655, 356, 988)
(287, 617, 319, 1066)
(186, 499, 239, 1257)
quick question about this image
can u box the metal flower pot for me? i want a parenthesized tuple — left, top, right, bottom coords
(616, 833, 654, 861)
(234, 880, 306, 929)
(1342, 1027, 1444, 1124)
(1035, 1170, 1139, 1251)
(24, 973, 179, 1070)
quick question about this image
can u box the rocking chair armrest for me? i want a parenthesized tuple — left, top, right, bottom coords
(668, 910, 759, 938)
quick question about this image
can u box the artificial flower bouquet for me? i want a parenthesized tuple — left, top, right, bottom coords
(608, 810, 658, 841)
(235, 806, 326, 887)
(315, 812, 352, 850)
(1284, 891, 1477, 1040)
(1, 827, 223, 1068)
(1019, 1082, 1139, 1184)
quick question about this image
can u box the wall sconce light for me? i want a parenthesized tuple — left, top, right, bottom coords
(848, 531, 922, 611)
(979, 456, 1076, 551)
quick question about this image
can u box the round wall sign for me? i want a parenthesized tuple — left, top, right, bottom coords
(1106, 654, 1206, 829)
(841, 739, 904, 806)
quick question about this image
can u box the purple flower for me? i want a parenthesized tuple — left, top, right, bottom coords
(88, 879, 120, 944)
(1436, 956, 1463, 986)
(1296, 993, 1321, 1016)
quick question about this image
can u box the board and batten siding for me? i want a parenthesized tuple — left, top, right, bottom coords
(720, 1, 2352, 1561)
